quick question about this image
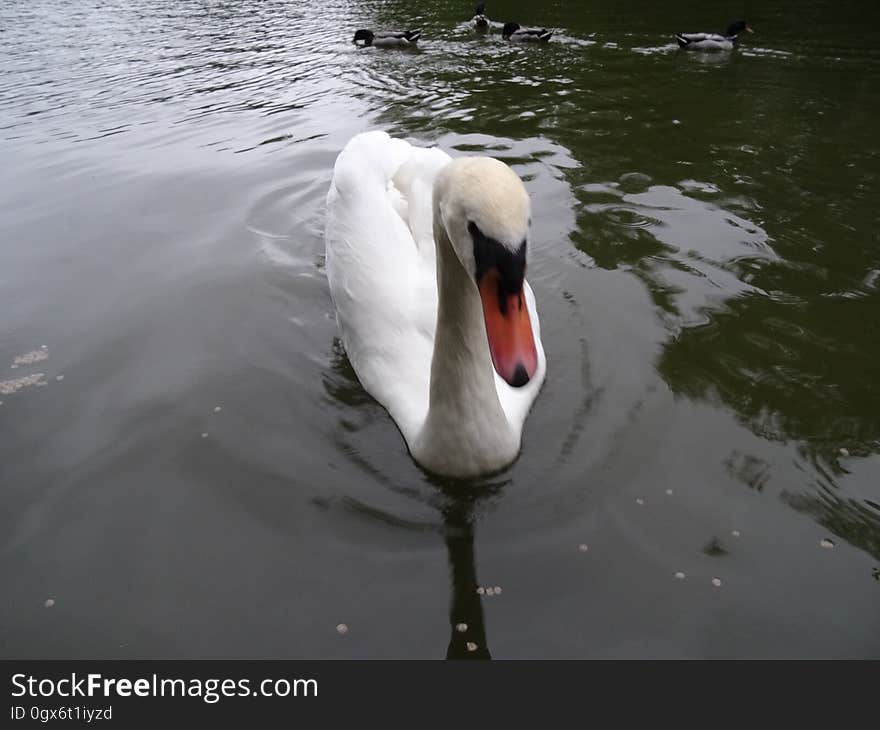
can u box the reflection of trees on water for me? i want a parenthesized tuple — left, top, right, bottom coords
(657, 288, 880, 561)
(725, 451, 771, 492)
(782, 489, 880, 563)
(657, 290, 880, 465)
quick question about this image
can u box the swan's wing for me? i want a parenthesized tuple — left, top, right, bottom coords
(392, 148, 449, 263)
(325, 131, 450, 441)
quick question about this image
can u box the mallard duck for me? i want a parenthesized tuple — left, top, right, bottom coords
(471, 3, 490, 30)
(675, 20, 753, 51)
(325, 132, 546, 477)
(353, 29, 422, 48)
(502, 22, 553, 43)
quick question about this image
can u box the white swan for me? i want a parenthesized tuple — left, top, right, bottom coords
(324, 131, 546, 477)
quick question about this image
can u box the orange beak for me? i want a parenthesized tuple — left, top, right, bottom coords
(478, 270, 538, 387)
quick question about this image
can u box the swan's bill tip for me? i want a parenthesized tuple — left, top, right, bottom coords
(510, 363, 530, 388)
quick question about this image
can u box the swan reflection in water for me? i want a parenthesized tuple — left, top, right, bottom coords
(432, 475, 508, 660)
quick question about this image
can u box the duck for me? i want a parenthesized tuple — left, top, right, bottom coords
(324, 131, 547, 478)
(502, 22, 553, 43)
(471, 3, 490, 31)
(675, 20, 753, 51)
(353, 29, 422, 47)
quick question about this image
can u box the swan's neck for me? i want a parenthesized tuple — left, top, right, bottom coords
(413, 221, 518, 476)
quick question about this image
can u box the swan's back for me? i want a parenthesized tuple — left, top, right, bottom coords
(325, 132, 451, 440)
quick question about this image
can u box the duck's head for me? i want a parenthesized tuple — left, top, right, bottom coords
(435, 157, 538, 388)
(725, 20, 753, 37)
(353, 29, 374, 44)
(501, 22, 520, 40)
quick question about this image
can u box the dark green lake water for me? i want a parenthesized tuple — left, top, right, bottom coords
(1, 0, 878, 658)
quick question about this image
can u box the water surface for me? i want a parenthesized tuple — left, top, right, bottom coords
(1, 0, 878, 658)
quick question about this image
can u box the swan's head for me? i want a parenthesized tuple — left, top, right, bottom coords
(435, 157, 538, 388)
(502, 22, 520, 39)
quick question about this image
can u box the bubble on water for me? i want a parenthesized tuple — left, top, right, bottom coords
(674, 571, 686, 580)
(10, 364, 17, 370)
(732, 530, 741, 538)
(466, 642, 478, 652)
(200, 432, 208, 439)
(41, 345, 48, 350)
(56, 375, 64, 382)
(711, 577, 722, 588)
(665, 489, 673, 496)
(839, 448, 849, 456)
(336, 623, 348, 635)
(44, 598, 55, 608)
(618, 172, 653, 194)
(476, 586, 485, 595)
(578, 544, 589, 552)
(635, 498, 645, 506)
(455, 623, 468, 633)
(819, 538, 835, 549)
(493, 586, 502, 595)
(485, 587, 495, 596)
(213, 406, 222, 413)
